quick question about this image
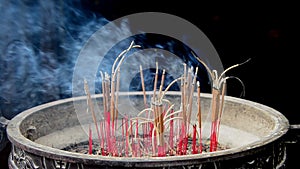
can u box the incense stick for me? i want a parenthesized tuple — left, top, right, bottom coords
(84, 79, 102, 145)
(82, 42, 249, 157)
(197, 81, 202, 153)
(115, 69, 121, 123)
(139, 65, 147, 108)
(187, 67, 198, 129)
(158, 69, 166, 99)
(217, 80, 226, 139)
(110, 73, 115, 123)
(153, 62, 159, 101)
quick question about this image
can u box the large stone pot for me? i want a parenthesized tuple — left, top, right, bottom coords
(6, 92, 289, 169)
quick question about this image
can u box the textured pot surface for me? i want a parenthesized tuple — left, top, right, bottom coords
(6, 92, 289, 169)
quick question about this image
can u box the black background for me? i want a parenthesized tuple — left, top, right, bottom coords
(1, 0, 299, 168)
(86, 0, 299, 124)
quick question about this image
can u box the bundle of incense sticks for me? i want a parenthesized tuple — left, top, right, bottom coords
(192, 52, 250, 152)
(83, 41, 249, 157)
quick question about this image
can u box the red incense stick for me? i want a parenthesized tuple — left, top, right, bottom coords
(192, 125, 198, 154)
(88, 124, 93, 155)
(169, 112, 174, 155)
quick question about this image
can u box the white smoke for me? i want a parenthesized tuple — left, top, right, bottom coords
(0, 0, 112, 119)
(0, 1, 213, 120)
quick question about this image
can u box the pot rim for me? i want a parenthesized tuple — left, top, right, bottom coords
(6, 92, 289, 166)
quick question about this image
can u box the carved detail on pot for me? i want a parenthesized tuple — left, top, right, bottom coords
(77, 163, 84, 169)
(53, 160, 70, 169)
(6, 93, 290, 169)
(12, 145, 39, 169)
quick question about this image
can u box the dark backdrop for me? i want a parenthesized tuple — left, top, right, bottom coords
(85, 0, 299, 123)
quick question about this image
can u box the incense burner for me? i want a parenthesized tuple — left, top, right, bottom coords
(6, 91, 289, 169)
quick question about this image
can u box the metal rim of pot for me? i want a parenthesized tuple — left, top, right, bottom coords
(6, 92, 290, 167)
